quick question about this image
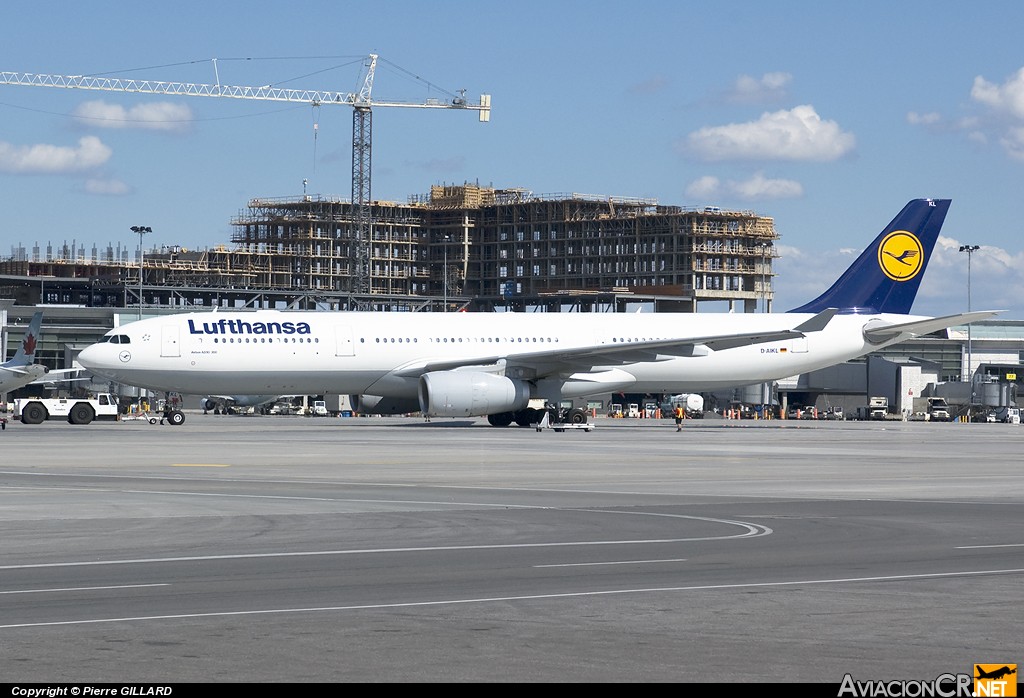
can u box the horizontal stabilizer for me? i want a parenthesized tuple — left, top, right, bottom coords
(862, 310, 1001, 343)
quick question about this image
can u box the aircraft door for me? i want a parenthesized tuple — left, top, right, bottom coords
(335, 326, 355, 356)
(790, 337, 809, 353)
(161, 325, 180, 357)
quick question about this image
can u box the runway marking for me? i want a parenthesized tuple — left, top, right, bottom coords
(3, 469, 1021, 506)
(0, 583, 168, 595)
(535, 558, 688, 568)
(0, 485, 351, 504)
(955, 543, 1024, 549)
(171, 463, 231, 468)
(0, 484, 536, 507)
(0, 512, 768, 572)
(2, 567, 1022, 630)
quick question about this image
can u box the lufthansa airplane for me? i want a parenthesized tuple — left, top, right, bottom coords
(0, 311, 49, 394)
(78, 199, 996, 426)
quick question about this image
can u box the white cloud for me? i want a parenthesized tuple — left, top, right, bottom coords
(906, 111, 982, 136)
(0, 136, 112, 174)
(72, 100, 193, 131)
(772, 245, 859, 311)
(967, 130, 988, 146)
(943, 66, 1024, 161)
(910, 66, 1024, 160)
(727, 72, 792, 104)
(684, 175, 721, 199)
(916, 236, 1024, 315)
(685, 172, 802, 201)
(906, 111, 941, 126)
(1000, 126, 1024, 161)
(680, 105, 855, 162)
(970, 67, 1024, 120)
(730, 172, 802, 200)
(83, 177, 131, 195)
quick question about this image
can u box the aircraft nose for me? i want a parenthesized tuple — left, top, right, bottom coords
(77, 342, 106, 371)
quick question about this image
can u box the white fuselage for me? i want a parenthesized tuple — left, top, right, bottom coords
(0, 364, 49, 394)
(77, 310, 911, 401)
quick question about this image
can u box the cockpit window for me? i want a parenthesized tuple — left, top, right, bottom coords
(106, 334, 131, 344)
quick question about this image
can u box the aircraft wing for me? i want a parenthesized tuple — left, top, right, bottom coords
(28, 367, 87, 384)
(862, 310, 1001, 343)
(394, 309, 838, 378)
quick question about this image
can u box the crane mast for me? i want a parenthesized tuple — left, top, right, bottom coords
(352, 55, 377, 296)
(1, 57, 492, 300)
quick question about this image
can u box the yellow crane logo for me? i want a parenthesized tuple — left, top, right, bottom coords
(878, 231, 924, 281)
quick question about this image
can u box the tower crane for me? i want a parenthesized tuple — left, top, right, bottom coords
(1, 56, 492, 297)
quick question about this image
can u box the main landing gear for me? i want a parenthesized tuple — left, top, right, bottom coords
(161, 409, 186, 425)
(487, 406, 590, 429)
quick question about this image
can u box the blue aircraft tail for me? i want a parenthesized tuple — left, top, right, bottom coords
(789, 199, 950, 314)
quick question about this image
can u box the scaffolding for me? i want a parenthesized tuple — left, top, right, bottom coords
(1, 184, 778, 313)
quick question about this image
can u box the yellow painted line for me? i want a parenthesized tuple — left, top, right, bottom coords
(170, 463, 232, 468)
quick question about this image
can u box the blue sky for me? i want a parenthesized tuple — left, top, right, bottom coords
(2, 1, 1023, 318)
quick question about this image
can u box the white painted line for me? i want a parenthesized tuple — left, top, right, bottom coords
(0, 583, 169, 595)
(2, 567, 1022, 630)
(535, 558, 688, 568)
(0, 512, 770, 571)
(0, 532, 752, 571)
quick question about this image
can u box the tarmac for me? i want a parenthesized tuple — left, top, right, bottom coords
(1, 413, 1022, 683)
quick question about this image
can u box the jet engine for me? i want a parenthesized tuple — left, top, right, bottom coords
(418, 371, 530, 417)
(349, 394, 421, 415)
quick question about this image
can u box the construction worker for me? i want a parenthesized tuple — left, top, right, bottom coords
(675, 405, 684, 432)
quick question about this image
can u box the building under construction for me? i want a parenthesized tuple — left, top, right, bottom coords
(0, 184, 777, 313)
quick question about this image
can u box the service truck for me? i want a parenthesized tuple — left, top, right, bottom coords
(925, 397, 951, 422)
(868, 396, 888, 420)
(14, 393, 120, 425)
(661, 393, 705, 419)
(854, 397, 889, 420)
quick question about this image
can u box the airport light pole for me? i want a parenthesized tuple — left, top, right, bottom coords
(959, 244, 980, 401)
(131, 226, 152, 320)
